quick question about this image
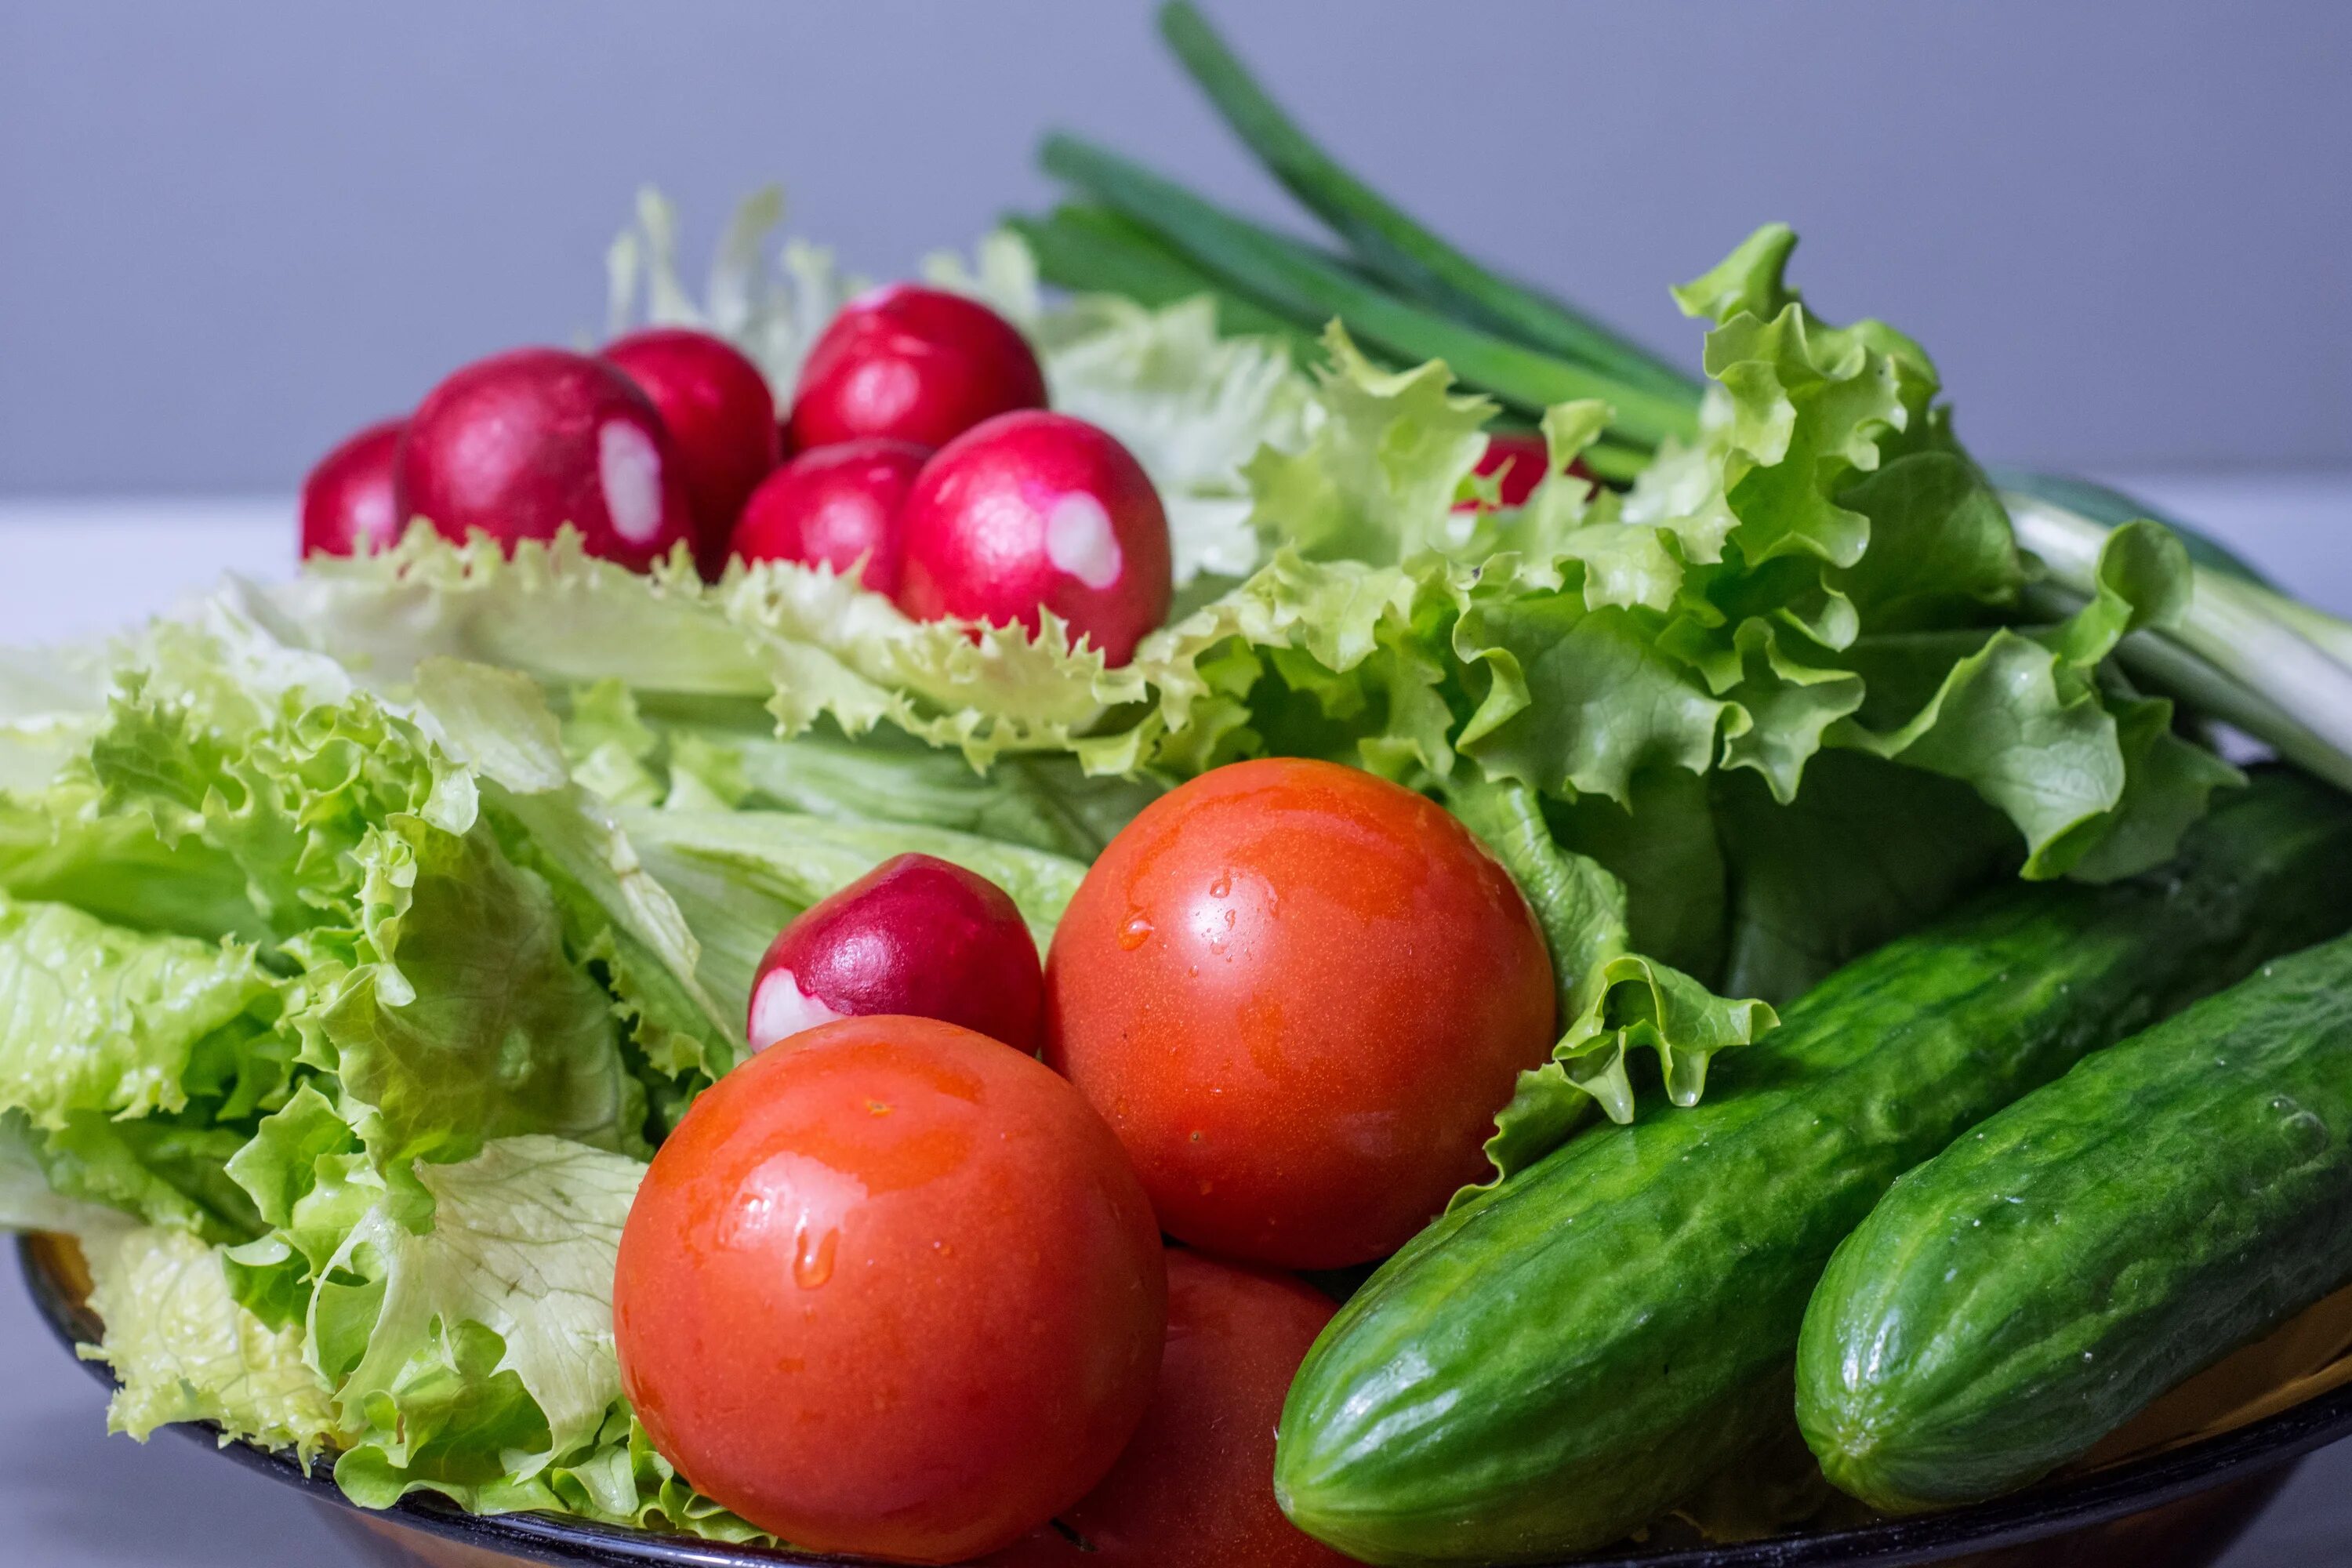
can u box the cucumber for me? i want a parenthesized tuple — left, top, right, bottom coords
(1274, 772, 2352, 1565)
(1798, 929, 2352, 1512)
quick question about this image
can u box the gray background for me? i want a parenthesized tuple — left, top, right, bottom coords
(2, 0, 2348, 496)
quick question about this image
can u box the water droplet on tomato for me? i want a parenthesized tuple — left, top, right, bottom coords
(1209, 873, 1232, 898)
(793, 1225, 840, 1289)
(1117, 912, 1154, 950)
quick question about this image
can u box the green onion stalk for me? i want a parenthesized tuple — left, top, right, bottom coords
(1018, 0, 2352, 792)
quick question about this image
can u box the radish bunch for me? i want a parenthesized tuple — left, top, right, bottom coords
(300, 284, 1174, 666)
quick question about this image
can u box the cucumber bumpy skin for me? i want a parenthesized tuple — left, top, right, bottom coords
(1799, 929, 2352, 1512)
(1274, 773, 2352, 1566)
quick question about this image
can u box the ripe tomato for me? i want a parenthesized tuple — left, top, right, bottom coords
(1045, 758, 1555, 1268)
(615, 1017, 1167, 1563)
(984, 1250, 1356, 1568)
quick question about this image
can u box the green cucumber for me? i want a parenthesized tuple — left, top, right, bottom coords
(1274, 771, 2352, 1565)
(1798, 929, 2352, 1512)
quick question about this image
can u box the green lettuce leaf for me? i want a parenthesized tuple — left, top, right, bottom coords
(325, 1135, 644, 1504)
(0, 894, 281, 1130)
(82, 1223, 339, 1461)
(321, 817, 637, 1165)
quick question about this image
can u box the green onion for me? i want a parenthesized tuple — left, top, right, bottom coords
(2007, 492, 2352, 792)
(1156, 0, 1697, 404)
(1040, 134, 1700, 448)
(1005, 205, 1326, 354)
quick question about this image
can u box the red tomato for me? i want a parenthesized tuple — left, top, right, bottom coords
(985, 1250, 1357, 1568)
(299, 417, 405, 557)
(789, 284, 1047, 452)
(603, 328, 782, 577)
(615, 1017, 1166, 1564)
(1045, 758, 1555, 1268)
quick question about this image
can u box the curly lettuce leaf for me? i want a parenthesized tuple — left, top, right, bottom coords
(0, 895, 281, 1131)
(325, 1136, 644, 1504)
(82, 1223, 339, 1461)
(321, 818, 637, 1165)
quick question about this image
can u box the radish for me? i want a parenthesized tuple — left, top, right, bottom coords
(1453, 430, 1589, 513)
(895, 411, 1173, 666)
(395, 347, 695, 570)
(603, 327, 782, 577)
(748, 853, 1044, 1054)
(788, 284, 1047, 452)
(731, 438, 929, 591)
(299, 417, 405, 557)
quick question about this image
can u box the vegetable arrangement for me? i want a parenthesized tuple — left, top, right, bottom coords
(13, 5, 2352, 1566)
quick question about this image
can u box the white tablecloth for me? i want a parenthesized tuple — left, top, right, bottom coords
(2, 477, 2349, 1565)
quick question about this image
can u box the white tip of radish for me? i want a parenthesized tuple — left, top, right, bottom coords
(1045, 492, 1124, 590)
(750, 967, 847, 1051)
(599, 420, 666, 543)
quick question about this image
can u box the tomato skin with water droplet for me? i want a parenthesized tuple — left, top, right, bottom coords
(981, 1250, 1356, 1568)
(615, 1017, 1166, 1564)
(1046, 757, 1556, 1269)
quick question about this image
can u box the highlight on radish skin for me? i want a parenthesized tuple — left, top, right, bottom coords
(788, 284, 1047, 452)
(394, 347, 696, 571)
(731, 437, 931, 591)
(749, 854, 1045, 1054)
(894, 411, 1174, 666)
(604, 327, 782, 576)
(299, 418, 407, 557)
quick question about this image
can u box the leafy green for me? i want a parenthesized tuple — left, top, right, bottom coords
(0, 894, 280, 1129)
(326, 1136, 645, 1505)
(82, 1222, 339, 1460)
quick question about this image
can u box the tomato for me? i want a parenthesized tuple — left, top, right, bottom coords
(984, 1250, 1356, 1568)
(1045, 758, 1555, 1268)
(614, 1017, 1167, 1563)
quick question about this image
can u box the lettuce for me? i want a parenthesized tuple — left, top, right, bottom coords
(328, 1136, 644, 1507)
(0, 895, 280, 1130)
(82, 1223, 339, 1461)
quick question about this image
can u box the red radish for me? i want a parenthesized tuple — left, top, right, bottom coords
(788, 284, 1047, 452)
(299, 418, 406, 557)
(895, 411, 1173, 666)
(731, 438, 930, 590)
(603, 328, 782, 576)
(1453, 430, 1589, 513)
(749, 853, 1044, 1054)
(395, 347, 695, 570)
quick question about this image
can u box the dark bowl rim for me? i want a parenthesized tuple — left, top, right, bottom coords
(20, 1231, 2352, 1568)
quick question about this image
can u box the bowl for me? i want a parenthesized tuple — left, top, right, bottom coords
(21, 1231, 2352, 1568)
